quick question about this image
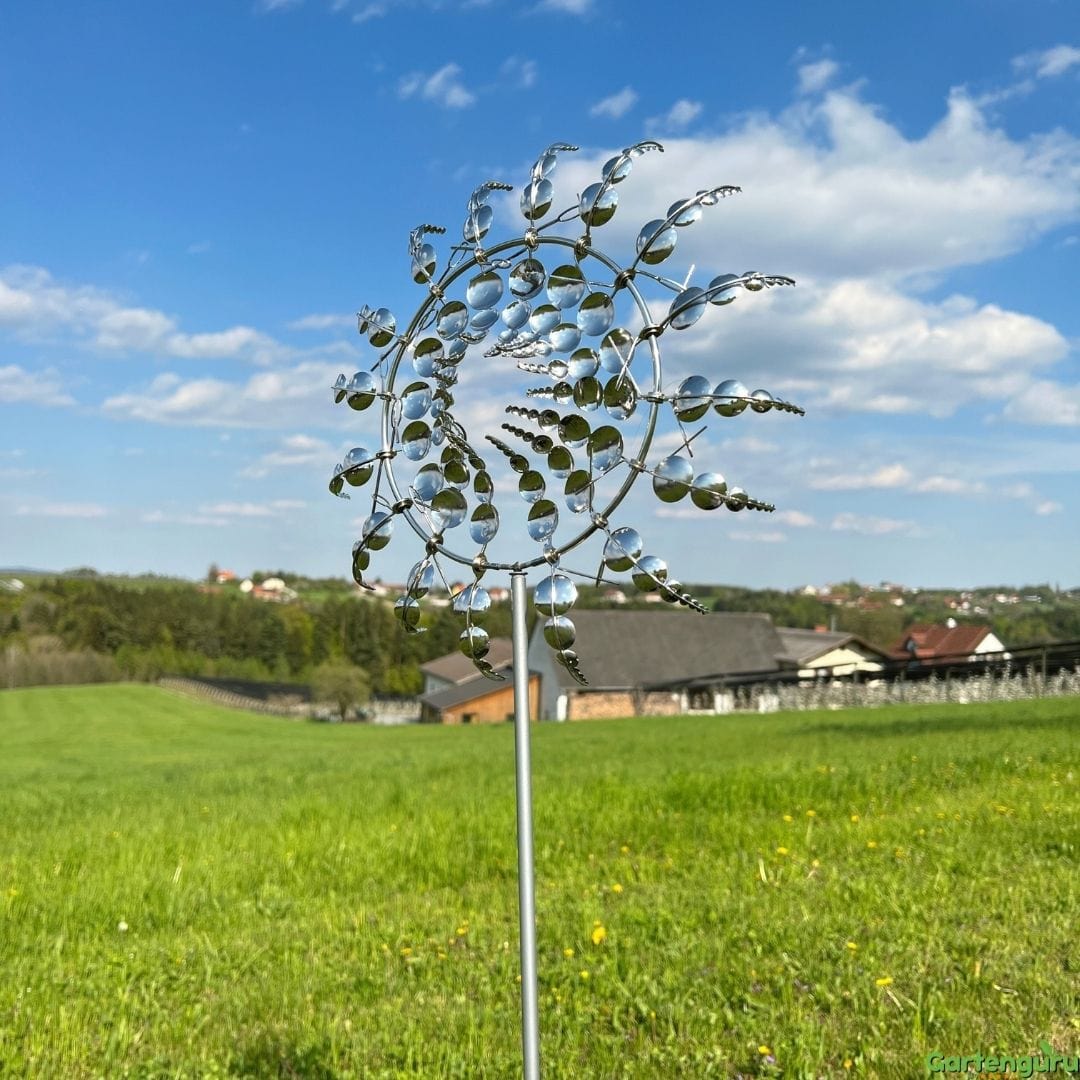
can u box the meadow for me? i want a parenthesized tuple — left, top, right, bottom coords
(0, 686, 1076, 1078)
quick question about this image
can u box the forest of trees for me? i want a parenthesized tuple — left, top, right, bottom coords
(2, 571, 1078, 692)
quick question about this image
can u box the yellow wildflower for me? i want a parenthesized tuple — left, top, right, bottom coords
(591, 924, 607, 945)
(844, 1058, 853, 1069)
(579, 969, 590, 980)
(875, 976, 893, 987)
(850, 814, 859, 823)
(845, 941, 858, 951)
(783, 814, 794, 823)
(806, 809, 816, 818)
(866, 840, 878, 849)
(775, 846, 789, 856)
(563, 947, 574, 958)
(400, 946, 413, 957)
(620, 844, 630, 854)
(611, 882, 623, 894)
(758, 1044, 772, 1056)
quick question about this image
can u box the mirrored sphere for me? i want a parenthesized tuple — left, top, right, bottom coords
(459, 625, 490, 659)
(674, 375, 712, 423)
(532, 434, 554, 454)
(713, 378, 749, 417)
(509, 453, 529, 475)
(750, 389, 774, 413)
(509, 258, 546, 299)
(368, 308, 396, 348)
(343, 446, 374, 487)
(573, 376, 602, 411)
(407, 560, 435, 599)
(414, 464, 445, 504)
(603, 527, 643, 572)
(534, 572, 578, 615)
(538, 409, 560, 431)
(653, 455, 694, 503)
(708, 273, 740, 306)
(520, 178, 554, 221)
(412, 337, 444, 377)
(400, 381, 432, 420)
(444, 458, 470, 488)
(635, 220, 677, 265)
(568, 347, 600, 379)
(549, 323, 582, 353)
(632, 554, 669, 592)
(501, 299, 531, 330)
(453, 583, 491, 625)
(466, 271, 504, 311)
(599, 328, 634, 374)
(690, 471, 728, 510)
(547, 265, 587, 310)
(548, 358, 569, 380)
(362, 511, 394, 551)
(668, 286, 707, 331)
(543, 615, 577, 650)
(588, 425, 623, 472)
(473, 470, 494, 504)
(558, 413, 591, 448)
(518, 470, 546, 503)
(394, 596, 421, 630)
(463, 204, 493, 244)
(661, 581, 683, 604)
(579, 182, 618, 227)
(577, 292, 615, 337)
(469, 503, 499, 544)
(529, 304, 560, 334)
(667, 199, 703, 227)
(430, 488, 467, 530)
(527, 499, 559, 541)
(553, 381, 574, 405)
(603, 377, 637, 421)
(564, 470, 591, 513)
(742, 271, 764, 292)
(547, 445, 574, 477)
(411, 242, 437, 283)
(346, 371, 377, 411)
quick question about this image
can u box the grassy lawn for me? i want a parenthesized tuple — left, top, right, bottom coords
(0, 685, 1076, 1078)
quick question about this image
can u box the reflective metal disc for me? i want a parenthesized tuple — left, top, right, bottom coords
(599, 328, 634, 374)
(558, 413, 591, 448)
(661, 581, 682, 603)
(501, 299, 531, 330)
(750, 389, 774, 413)
(412, 337, 444, 377)
(362, 511, 394, 550)
(343, 446, 374, 487)
(534, 572, 578, 615)
(743, 271, 764, 292)
(412, 242, 437, 283)
(473, 470, 494, 504)
(529, 304, 560, 334)
(394, 596, 421, 630)
(407, 560, 435, 598)
(573, 375, 602, 411)
(578, 182, 618, 227)
(453, 583, 491, 625)
(635, 220, 677, 265)
(444, 458, 470, 488)
(332, 373, 347, 404)
(713, 378, 749, 417)
(603, 377, 637, 420)
(588, 425, 623, 472)
(601, 154, 632, 184)
(547, 265, 587, 310)
(548, 358, 569, 380)
(667, 199, 703, 227)
(413, 464, 444, 503)
(652, 455, 693, 503)
(668, 286, 707, 331)
(568, 347, 600, 379)
(368, 308, 396, 347)
(543, 615, 577, 650)
(631, 554, 668, 592)
(576, 292, 615, 337)
(547, 445, 573, 477)
(463, 204, 493, 244)
(564, 470, 591, 513)
(538, 409, 560, 431)
(402, 421, 432, 462)
(603, 527, 643, 571)
(469, 503, 499, 544)
(549, 323, 582, 353)
(527, 499, 559, 541)
(508, 453, 529, 474)
(470, 307, 499, 331)
(690, 472, 728, 510)
(459, 625, 490, 659)
(708, 273, 740, 306)
(531, 434, 554, 454)
(520, 178, 553, 221)
(553, 381, 573, 405)
(725, 486, 749, 511)
(518, 470, 546, 503)
(509, 258, 546, 299)
(466, 271, 504, 311)
(430, 488, 467, 530)
(400, 381, 432, 420)
(346, 371, 377, 411)
(674, 375, 712, 422)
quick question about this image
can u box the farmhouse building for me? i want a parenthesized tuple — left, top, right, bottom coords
(418, 638, 539, 724)
(889, 621, 1007, 663)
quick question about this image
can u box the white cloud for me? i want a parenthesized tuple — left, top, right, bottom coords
(1013, 44, 1080, 79)
(142, 510, 229, 528)
(398, 63, 476, 109)
(1035, 500, 1063, 516)
(1002, 380, 1080, 427)
(589, 87, 638, 120)
(647, 99, 703, 133)
(536, 0, 592, 13)
(773, 509, 815, 527)
(830, 512, 922, 537)
(813, 464, 913, 490)
(729, 529, 787, 543)
(352, 2, 385, 21)
(288, 312, 355, 331)
(186, 241, 212, 255)
(16, 502, 107, 519)
(0, 364, 75, 406)
(242, 433, 334, 478)
(500, 56, 537, 89)
(256, 0, 302, 11)
(797, 59, 838, 95)
(198, 500, 305, 518)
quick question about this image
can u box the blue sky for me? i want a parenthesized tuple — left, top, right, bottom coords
(2, 1, 1078, 590)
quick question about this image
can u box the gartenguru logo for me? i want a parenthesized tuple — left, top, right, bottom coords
(927, 1042, 1078, 1076)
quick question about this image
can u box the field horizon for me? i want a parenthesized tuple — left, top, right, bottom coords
(1, 685, 1076, 1077)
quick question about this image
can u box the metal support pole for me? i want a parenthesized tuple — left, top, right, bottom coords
(510, 570, 541, 1080)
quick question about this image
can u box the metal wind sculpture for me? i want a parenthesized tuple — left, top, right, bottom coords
(326, 141, 802, 1077)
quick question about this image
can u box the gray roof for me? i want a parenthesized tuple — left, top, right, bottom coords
(419, 662, 519, 710)
(776, 627, 889, 665)
(420, 637, 514, 684)
(535, 610, 784, 690)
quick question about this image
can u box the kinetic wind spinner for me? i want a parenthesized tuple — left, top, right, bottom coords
(328, 141, 802, 685)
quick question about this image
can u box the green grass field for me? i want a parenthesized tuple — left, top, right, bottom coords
(0, 686, 1076, 1078)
